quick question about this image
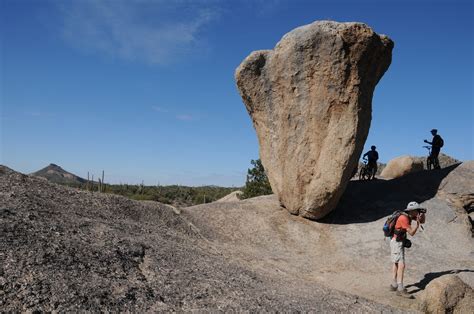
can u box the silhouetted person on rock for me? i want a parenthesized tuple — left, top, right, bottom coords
(390, 201, 426, 299)
(424, 129, 443, 169)
(363, 145, 379, 179)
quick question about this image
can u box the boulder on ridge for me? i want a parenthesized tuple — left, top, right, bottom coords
(380, 155, 424, 179)
(235, 21, 393, 219)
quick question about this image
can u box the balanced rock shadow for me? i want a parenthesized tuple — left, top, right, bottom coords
(321, 163, 461, 224)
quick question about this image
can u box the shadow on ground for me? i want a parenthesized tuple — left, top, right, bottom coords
(406, 269, 474, 293)
(320, 163, 461, 224)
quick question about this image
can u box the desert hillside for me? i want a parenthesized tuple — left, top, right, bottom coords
(1, 165, 396, 312)
(2, 162, 472, 311)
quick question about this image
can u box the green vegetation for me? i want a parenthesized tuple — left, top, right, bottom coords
(57, 159, 273, 205)
(63, 182, 239, 207)
(240, 159, 272, 199)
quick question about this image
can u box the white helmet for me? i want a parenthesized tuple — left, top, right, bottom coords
(406, 201, 426, 213)
(406, 201, 421, 211)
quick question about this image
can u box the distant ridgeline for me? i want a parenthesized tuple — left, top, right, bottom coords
(31, 164, 239, 207)
(93, 183, 239, 207)
(31, 163, 86, 185)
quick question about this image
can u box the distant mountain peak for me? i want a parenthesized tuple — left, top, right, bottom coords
(32, 164, 85, 184)
(44, 163, 63, 171)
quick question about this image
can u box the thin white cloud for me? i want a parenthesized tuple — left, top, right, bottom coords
(176, 114, 195, 121)
(247, 0, 283, 16)
(24, 110, 56, 118)
(57, 0, 220, 65)
(151, 105, 169, 113)
(28, 112, 43, 117)
(151, 106, 201, 121)
(151, 106, 200, 121)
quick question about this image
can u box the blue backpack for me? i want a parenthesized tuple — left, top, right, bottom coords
(383, 210, 404, 238)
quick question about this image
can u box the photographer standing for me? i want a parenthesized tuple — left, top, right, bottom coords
(390, 201, 426, 298)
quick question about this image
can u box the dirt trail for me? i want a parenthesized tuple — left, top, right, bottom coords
(183, 164, 474, 311)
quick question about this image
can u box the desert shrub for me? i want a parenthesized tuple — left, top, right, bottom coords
(66, 182, 238, 207)
(240, 159, 272, 199)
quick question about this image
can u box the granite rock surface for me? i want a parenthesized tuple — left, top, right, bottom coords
(236, 21, 393, 219)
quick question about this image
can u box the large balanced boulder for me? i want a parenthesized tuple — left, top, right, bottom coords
(380, 155, 424, 179)
(235, 21, 393, 219)
(418, 275, 474, 313)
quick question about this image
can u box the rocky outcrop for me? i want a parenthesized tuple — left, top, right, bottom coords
(437, 153, 462, 169)
(418, 275, 474, 313)
(1, 165, 395, 312)
(380, 155, 424, 179)
(438, 161, 474, 235)
(235, 21, 393, 219)
(438, 161, 474, 197)
(414, 153, 461, 170)
(215, 191, 243, 203)
(184, 165, 474, 311)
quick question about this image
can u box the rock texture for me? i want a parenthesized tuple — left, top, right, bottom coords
(438, 161, 474, 197)
(3, 161, 473, 312)
(438, 161, 474, 235)
(185, 162, 474, 311)
(380, 155, 424, 179)
(418, 275, 474, 313)
(235, 21, 393, 219)
(0, 166, 395, 312)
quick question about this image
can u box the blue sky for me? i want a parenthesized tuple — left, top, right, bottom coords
(1, 0, 473, 186)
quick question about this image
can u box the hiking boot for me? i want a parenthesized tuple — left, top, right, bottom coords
(396, 289, 414, 299)
(389, 285, 397, 291)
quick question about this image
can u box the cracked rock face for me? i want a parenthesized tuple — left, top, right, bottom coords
(235, 21, 393, 219)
